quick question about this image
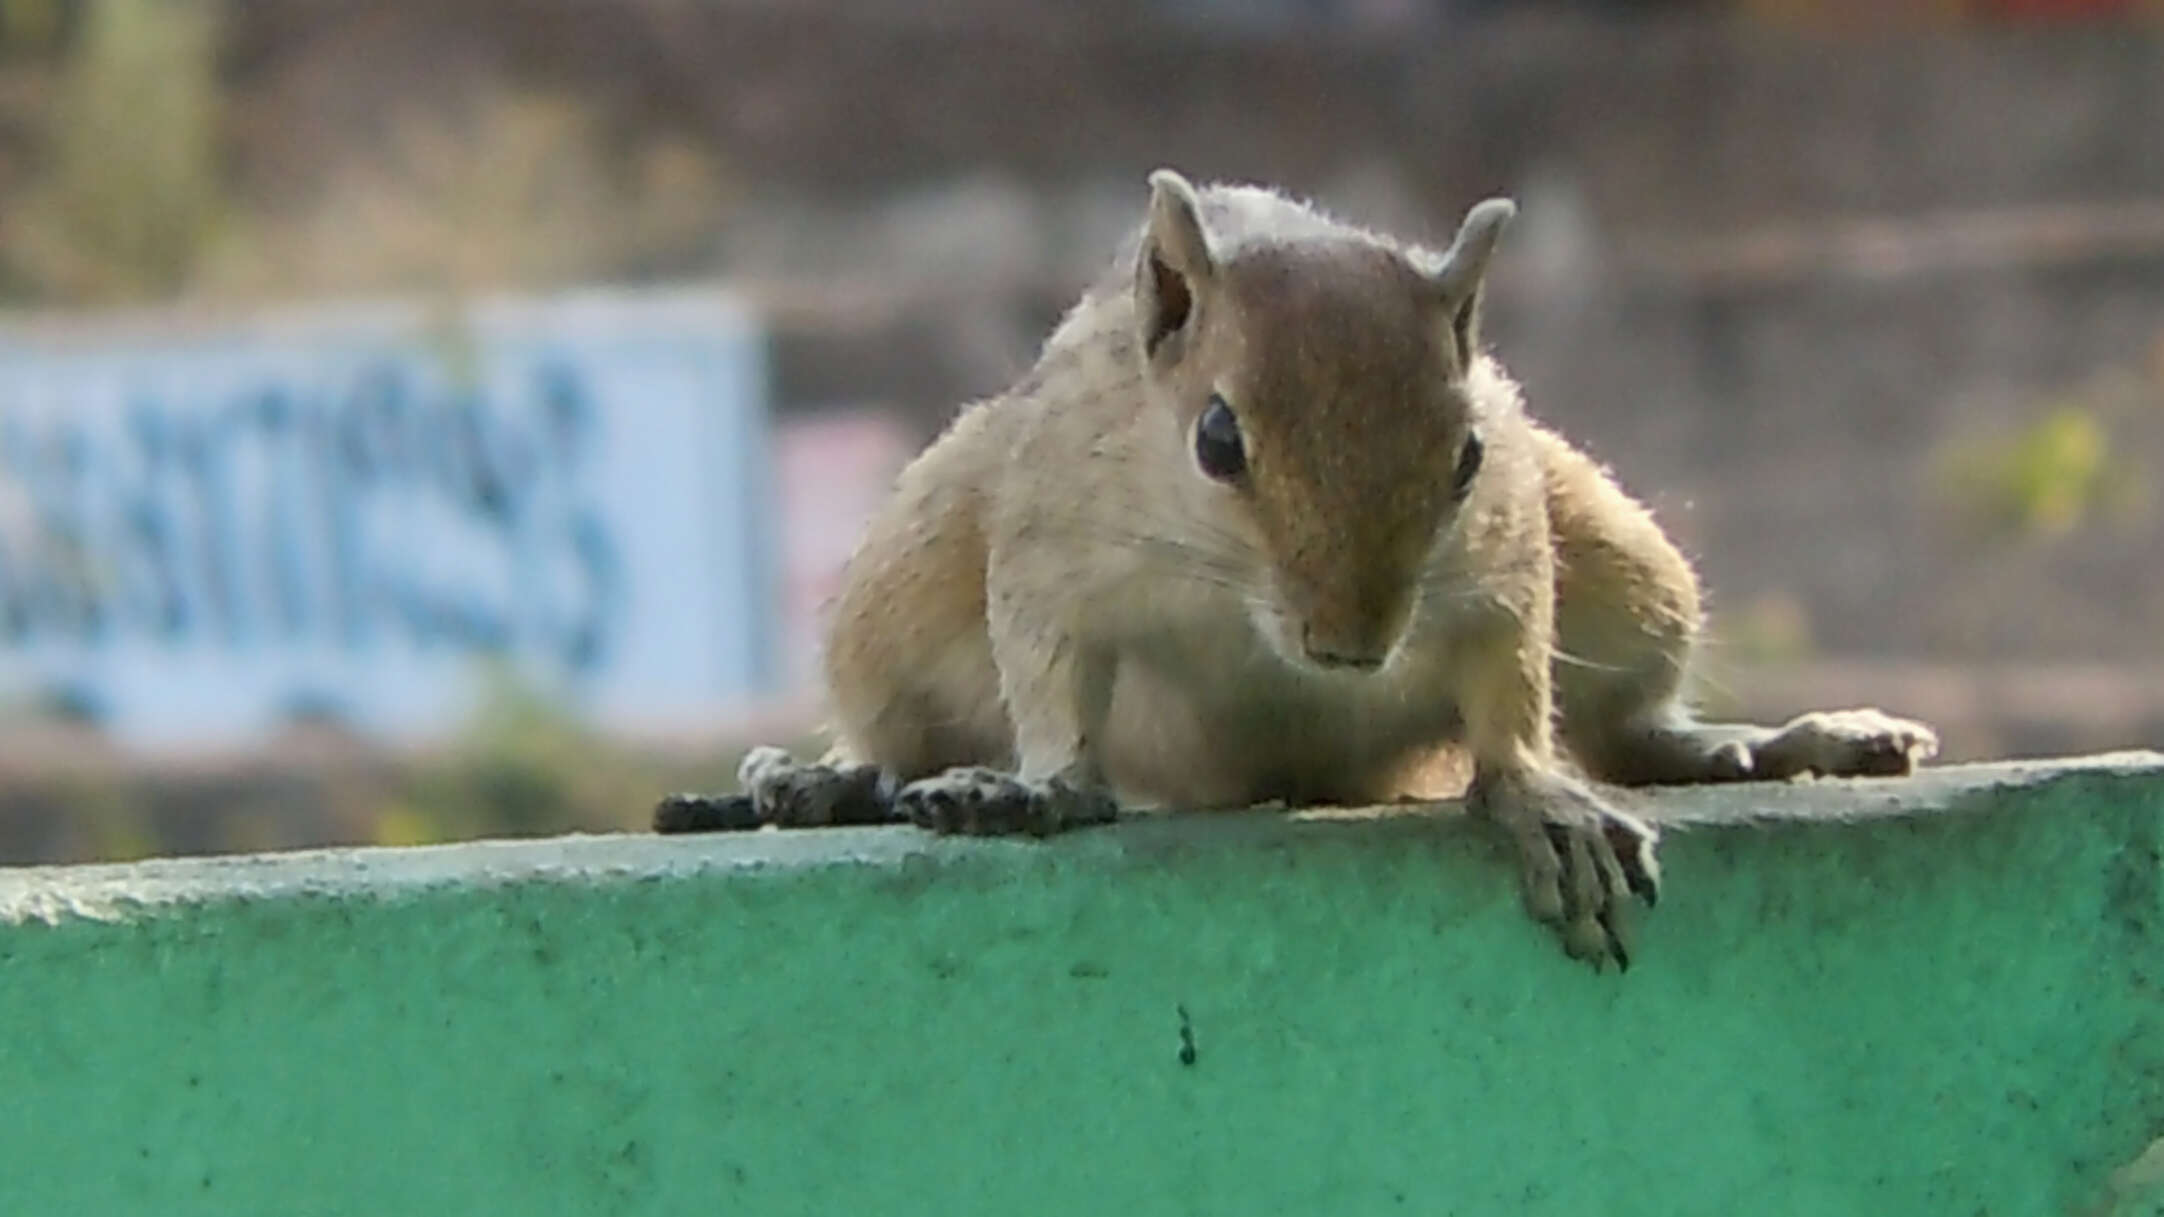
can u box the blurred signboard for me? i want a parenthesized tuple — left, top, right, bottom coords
(0, 289, 775, 747)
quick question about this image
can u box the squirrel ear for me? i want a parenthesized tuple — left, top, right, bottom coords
(1432, 197, 1515, 369)
(1137, 169, 1215, 359)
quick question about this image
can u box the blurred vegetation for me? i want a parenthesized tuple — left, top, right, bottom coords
(0, 0, 734, 308)
(384, 668, 687, 846)
(1714, 591, 1816, 665)
(202, 88, 734, 302)
(383, 671, 814, 851)
(1, 0, 225, 302)
(0, 0, 69, 52)
(0, 666, 819, 864)
(1932, 365, 2157, 543)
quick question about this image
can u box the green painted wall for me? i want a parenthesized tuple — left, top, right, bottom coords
(3, 755, 2163, 1216)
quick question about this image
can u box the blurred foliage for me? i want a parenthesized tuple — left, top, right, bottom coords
(1933, 371, 2156, 543)
(388, 666, 660, 845)
(1680, 594, 1809, 721)
(0, 666, 816, 864)
(1, 0, 226, 303)
(62, 770, 154, 861)
(0, 0, 69, 53)
(201, 89, 734, 302)
(0, 1, 733, 307)
(375, 669, 804, 850)
(1714, 591, 1816, 665)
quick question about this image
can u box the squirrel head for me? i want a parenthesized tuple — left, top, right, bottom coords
(1133, 169, 1514, 674)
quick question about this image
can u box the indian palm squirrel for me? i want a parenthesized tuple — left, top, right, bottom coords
(657, 169, 1937, 970)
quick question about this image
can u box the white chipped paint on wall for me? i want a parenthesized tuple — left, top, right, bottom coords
(0, 288, 777, 747)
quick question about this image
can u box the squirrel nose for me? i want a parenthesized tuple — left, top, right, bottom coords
(1301, 625, 1386, 673)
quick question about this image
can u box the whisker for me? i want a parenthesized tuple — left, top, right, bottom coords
(1550, 648, 1631, 673)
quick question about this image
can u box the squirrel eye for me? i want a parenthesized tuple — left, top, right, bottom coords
(1450, 431, 1483, 501)
(1194, 394, 1246, 481)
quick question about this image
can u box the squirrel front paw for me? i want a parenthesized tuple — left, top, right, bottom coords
(1751, 709, 1939, 780)
(897, 767, 1119, 837)
(652, 747, 895, 833)
(738, 746, 896, 827)
(1472, 770, 1660, 972)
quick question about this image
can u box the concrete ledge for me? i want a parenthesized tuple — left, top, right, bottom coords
(3, 755, 2163, 1215)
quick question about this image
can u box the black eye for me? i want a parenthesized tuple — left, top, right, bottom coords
(1450, 431, 1483, 501)
(1194, 394, 1246, 481)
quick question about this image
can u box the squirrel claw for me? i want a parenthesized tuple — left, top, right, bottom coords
(899, 768, 1119, 837)
(738, 747, 896, 827)
(1604, 815, 1662, 908)
(1750, 709, 1939, 780)
(1598, 907, 1631, 973)
(1479, 771, 1658, 973)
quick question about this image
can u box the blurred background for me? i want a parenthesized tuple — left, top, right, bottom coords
(0, 0, 2158, 862)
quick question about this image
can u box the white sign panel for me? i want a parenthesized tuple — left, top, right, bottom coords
(0, 289, 775, 747)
